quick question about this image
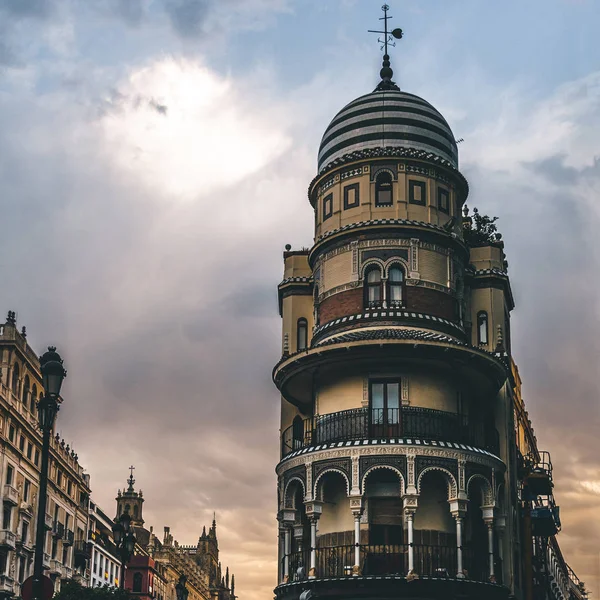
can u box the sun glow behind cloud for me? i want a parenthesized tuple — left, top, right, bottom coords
(99, 58, 292, 201)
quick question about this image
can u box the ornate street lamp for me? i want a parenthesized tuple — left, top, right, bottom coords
(176, 574, 189, 600)
(32, 347, 67, 600)
(112, 508, 136, 590)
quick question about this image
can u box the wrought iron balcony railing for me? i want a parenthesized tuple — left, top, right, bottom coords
(285, 542, 495, 582)
(281, 407, 500, 458)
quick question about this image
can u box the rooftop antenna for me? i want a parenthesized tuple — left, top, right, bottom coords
(368, 4, 403, 91)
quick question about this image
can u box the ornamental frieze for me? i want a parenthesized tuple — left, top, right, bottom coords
(276, 443, 504, 480)
(415, 456, 458, 481)
(359, 455, 407, 489)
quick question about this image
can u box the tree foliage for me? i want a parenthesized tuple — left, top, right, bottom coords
(53, 580, 131, 600)
(463, 206, 501, 247)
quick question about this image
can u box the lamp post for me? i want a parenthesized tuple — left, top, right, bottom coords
(175, 574, 189, 600)
(112, 508, 136, 590)
(32, 347, 67, 600)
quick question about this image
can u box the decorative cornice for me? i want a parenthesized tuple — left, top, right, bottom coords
(312, 310, 464, 341)
(308, 146, 469, 198)
(276, 441, 504, 476)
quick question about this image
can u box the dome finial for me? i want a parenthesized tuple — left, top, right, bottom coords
(369, 4, 403, 91)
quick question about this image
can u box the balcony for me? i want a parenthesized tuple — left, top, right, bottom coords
(287, 543, 494, 581)
(45, 513, 53, 530)
(61, 565, 73, 579)
(43, 553, 51, 569)
(0, 575, 13, 596)
(2, 485, 18, 506)
(74, 540, 92, 559)
(281, 407, 500, 458)
(49, 559, 62, 575)
(52, 521, 65, 538)
(63, 530, 74, 546)
(0, 530, 16, 550)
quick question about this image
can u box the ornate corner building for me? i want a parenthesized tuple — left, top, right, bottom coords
(0, 312, 91, 598)
(273, 18, 587, 600)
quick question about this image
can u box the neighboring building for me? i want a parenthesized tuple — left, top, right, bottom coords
(273, 9, 586, 600)
(115, 471, 237, 600)
(0, 311, 91, 598)
(87, 500, 121, 589)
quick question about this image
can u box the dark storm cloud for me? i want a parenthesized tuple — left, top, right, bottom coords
(162, 0, 210, 38)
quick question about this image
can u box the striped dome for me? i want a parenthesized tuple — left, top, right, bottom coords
(318, 89, 458, 173)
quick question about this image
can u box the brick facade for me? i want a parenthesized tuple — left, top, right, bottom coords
(318, 286, 456, 324)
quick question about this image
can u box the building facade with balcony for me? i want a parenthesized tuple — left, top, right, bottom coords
(86, 499, 121, 589)
(0, 311, 91, 597)
(273, 19, 586, 600)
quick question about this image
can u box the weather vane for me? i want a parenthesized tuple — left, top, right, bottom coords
(368, 4, 403, 55)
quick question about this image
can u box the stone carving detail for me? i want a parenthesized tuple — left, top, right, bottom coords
(359, 456, 407, 493)
(458, 459, 466, 492)
(305, 461, 313, 501)
(313, 458, 352, 497)
(416, 456, 458, 480)
(341, 167, 363, 181)
(351, 455, 360, 494)
(276, 444, 504, 477)
(410, 238, 419, 275)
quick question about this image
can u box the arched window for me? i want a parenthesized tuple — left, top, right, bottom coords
(133, 572, 143, 593)
(297, 318, 308, 351)
(30, 385, 37, 413)
(477, 311, 488, 345)
(22, 375, 30, 405)
(133, 505, 138, 518)
(375, 171, 393, 206)
(11, 363, 19, 395)
(364, 266, 382, 307)
(387, 265, 404, 307)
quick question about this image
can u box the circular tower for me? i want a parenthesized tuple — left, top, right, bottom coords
(274, 13, 515, 600)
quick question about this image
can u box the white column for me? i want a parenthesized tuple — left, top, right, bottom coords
(455, 516, 464, 578)
(283, 527, 291, 582)
(309, 519, 317, 579)
(353, 513, 361, 575)
(407, 513, 415, 572)
(487, 522, 494, 579)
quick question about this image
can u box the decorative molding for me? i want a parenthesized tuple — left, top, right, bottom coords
(313, 459, 352, 498)
(359, 456, 407, 494)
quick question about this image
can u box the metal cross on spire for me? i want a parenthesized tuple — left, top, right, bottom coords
(127, 465, 136, 490)
(368, 4, 403, 91)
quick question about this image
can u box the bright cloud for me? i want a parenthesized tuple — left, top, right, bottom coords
(99, 58, 292, 201)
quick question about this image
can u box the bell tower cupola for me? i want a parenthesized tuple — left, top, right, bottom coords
(115, 466, 145, 527)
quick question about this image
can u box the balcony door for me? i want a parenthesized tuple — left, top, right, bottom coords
(369, 380, 401, 438)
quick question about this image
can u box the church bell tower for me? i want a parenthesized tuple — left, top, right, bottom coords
(273, 6, 517, 600)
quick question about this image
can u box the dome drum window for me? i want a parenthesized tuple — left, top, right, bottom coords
(409, 180, 427, 206)
(437, 187, 449, 214)
(343, 183, 360, 209)
(375, 172, 393, 207)
(323, 194, 333, 221)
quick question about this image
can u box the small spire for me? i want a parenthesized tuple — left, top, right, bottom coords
(127, 465, 136, 492)
(369, 4, 403, 92)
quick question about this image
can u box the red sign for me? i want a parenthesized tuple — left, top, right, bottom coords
(21, 575, 54, 600)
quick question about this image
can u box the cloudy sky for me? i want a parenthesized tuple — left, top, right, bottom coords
(1, 0, 600, 597)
